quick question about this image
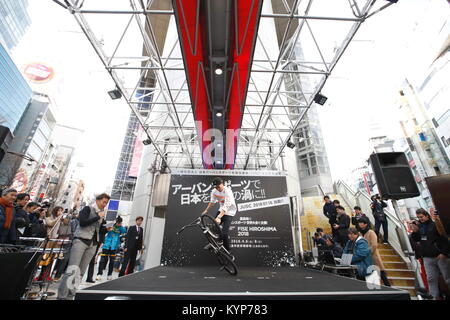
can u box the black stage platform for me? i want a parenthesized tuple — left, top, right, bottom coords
(75, 266, 410, 300)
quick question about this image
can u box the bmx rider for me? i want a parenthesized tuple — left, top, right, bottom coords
(202, 177, 237, 254)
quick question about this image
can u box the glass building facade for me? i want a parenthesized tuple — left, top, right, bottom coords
(0, 42, 32, 133)
(111, 79, 154, 202)
(0, 0, 31, 50)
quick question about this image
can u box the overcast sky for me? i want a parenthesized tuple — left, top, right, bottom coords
(10, 0, 449, 196)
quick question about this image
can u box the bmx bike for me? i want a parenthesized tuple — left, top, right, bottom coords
(177, 214, 238, 275)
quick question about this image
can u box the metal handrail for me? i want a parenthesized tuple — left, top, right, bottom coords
(334, 180, 425, 292)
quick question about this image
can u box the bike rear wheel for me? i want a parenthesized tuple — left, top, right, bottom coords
(201, 215, 223, 241)
(216, 249, 238, 276)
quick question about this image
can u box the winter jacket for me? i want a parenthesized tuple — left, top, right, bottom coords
(102, 225, 127, 251)
(352, 213, 368, 230)
(14, 206, 30, 229)
(371, 200, 387, 222)
(45, 216, 61, 239)
(344, 236, 374, 277)
(362, 228, 385, 271)
(411, 219, 450, 258)
(14, 205, 30, 240)
(323, 202, 337, 224)
(0, 205, 17, 244)
(329, 243, 343, 258)
(336, 213, 350, 242)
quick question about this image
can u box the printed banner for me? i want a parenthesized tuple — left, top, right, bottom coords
(161, 173, 295, 267)
(237, 197, 290, 212)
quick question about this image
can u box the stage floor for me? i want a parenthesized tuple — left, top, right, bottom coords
(75, 266, 410, 300)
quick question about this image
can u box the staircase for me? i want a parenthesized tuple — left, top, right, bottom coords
(300, 194, 353, 250)
(379, 243, 416, 297)
(300, 194, 418, 298)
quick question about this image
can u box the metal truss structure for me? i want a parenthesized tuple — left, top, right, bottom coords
(54, 0, 396, 171)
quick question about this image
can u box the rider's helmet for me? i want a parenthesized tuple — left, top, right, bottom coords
(212, 177, 223, 187)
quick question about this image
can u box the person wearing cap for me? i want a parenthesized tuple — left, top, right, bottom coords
(202, 177, 237, 253)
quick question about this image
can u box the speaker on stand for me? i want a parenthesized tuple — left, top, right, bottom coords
(369, 152, 422, 270)
(369, 152, 420, 200)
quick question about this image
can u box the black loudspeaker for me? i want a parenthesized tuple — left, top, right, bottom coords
(369, 152, 420, 200)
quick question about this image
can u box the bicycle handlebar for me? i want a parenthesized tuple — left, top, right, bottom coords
(176, 216, 202, 235)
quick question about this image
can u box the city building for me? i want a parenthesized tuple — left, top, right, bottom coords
(0, 42, 32, 134)
(0, 0, 31, 50)
(43, 124, 84, 205)
(0, 92, 57, 198)
(398, 80, 450, 177)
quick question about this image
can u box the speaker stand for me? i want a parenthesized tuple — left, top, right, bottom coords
(391, 199, 426, 292)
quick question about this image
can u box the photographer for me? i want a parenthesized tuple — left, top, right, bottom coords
(410, 208, 450, 300)
(36, 206, 64, 282)
(370, 194, 388, 244)
(26, 207, 48, 238)
(53, 211, 73, 281)
(14, 193, 31, 242)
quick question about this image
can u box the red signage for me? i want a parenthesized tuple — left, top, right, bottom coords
(23, 63, 54, 83)
(409, 159, 415, 168)
(128, 126, 144, 178)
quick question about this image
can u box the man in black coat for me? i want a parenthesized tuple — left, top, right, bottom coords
(370, 195, 388, 243)
(14, 193, 32, 242)
(333, 206, 350, 247)
(410, 208, 450, 300)
(323, 196, 337, 238)
(119, 216, 144, 277)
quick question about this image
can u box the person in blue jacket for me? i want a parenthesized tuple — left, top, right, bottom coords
(343, 227, 374, 280)
(96, 216, 127, 280)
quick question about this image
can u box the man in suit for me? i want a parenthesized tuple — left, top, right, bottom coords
(119, 216, 144, 277)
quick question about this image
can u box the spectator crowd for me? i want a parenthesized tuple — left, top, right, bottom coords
(0, 188, 145, 300)
(315, 195, 450, 299)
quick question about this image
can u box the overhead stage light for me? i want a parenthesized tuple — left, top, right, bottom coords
(216, 112, 222, 117)
(108, 89, 122, 100)
(287, 140, 296, 149)
(142, 139, 152, 145)
(313, 93, 328, 105)
(215, 67, 223, 75)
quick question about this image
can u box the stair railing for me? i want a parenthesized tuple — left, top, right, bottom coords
(334, 180, 425, 292)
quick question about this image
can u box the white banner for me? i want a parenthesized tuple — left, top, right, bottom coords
(170, 169, 286, 176)
(237, 197, 290, 212)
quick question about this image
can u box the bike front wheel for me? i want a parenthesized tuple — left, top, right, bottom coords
(201, 215, 223, 241)
(216, 250, 238, 276)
